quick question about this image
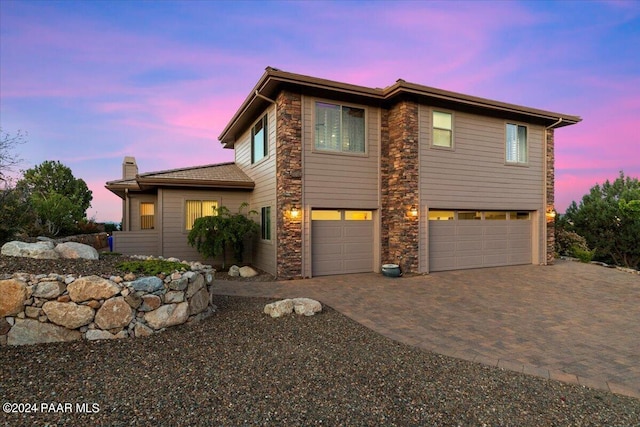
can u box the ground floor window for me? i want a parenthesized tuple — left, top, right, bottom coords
(140, 202, 155, 229)
(261, 206, 271, 240)
(185, 200, 218, 230)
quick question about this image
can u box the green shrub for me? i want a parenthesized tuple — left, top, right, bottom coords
(571, 245, 595, 263)
(555, 228, 590, 257)
(117, 259, 187, 276)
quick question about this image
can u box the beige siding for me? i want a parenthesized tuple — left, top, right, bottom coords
(234, 104, 277, 275)
(302, 97, 380, 208)
(112, 231, 159, 256)
(159, 189, 252, 264)
(418, 104, 546, 269)
(126, 194, 157, 231)
(301, 97, 381, 277)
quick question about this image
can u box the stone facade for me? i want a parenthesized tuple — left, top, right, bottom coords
(1, 266, 216, 346)
(380, 99, 421, 273)
(275, 90, 303, 279)
(546, 128, 555, 265)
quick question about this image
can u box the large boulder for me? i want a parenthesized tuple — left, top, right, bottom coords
(144, 302, 189, 330)
(1, 241, 59, 259)
(263, 299, 294, 318)
(239, 266, 258, 278)
(228, 265, 240, 277)
(94, 297, 133, 330)
(188, 288, 209, 315)
(86, 329, 128, 341)
(54, 242, 99, 260)
(186, 273, 205, 298)
(32, 281, 65, 299)
(130, 276, 164, 293)
(0, 279, 27, 317)
(42, 301, 94, 329)
(67, 276, 121, 302)
(7, 319, 81, 345)
(292, 298, 323, 316)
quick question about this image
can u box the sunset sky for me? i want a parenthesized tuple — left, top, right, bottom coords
(1, 0, 638, 222)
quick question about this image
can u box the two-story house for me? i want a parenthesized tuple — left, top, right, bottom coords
(106, 67, 580, 279)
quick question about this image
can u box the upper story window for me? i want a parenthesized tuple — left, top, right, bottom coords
(432, 111, 453, 148)
(315, 102, 365, 154)
(252, 115, 268, 164)
(140, 202, 155, 230)
(185, 200, 218, 230)
(506, 123, 528, 164)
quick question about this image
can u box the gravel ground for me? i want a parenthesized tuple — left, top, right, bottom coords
(1, 255, 640, 426)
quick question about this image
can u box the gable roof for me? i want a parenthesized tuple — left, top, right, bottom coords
(219, 67, 581, 147)
(106, 162, 254, 198)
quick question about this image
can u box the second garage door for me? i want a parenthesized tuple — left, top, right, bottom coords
(312, 210, 374, 276)
(429, 210, 532, 272)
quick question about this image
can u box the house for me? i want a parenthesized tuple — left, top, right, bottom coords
(106, 67, 581, 279)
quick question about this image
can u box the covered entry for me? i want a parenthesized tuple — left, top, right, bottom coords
(429, 210, 532, 272)
(311, 210, 374, 276)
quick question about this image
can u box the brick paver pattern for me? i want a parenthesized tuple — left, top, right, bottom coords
(213, 259, 640, 399)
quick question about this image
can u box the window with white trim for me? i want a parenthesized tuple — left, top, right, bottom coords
(315, 102, 365, 153)
(506, 123, 528, 164)
(261, 206, 271, 240)
(433, 111, 453, 148)
(252, 115, 268, 164)
(185, 200, 218, 230)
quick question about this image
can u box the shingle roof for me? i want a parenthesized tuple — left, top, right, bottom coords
(105, 162, 254, 198)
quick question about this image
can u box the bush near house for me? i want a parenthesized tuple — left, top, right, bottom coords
(187, 203, 259, 269)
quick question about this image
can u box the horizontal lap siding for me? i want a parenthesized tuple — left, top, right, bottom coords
(302, 97, 380, 277)
(112, 231, 159, 256)
(302, 97, 380, 208)
(235, 105, 277, 275)
(160, 189, 252, 264)
(419, 105, 544, 210)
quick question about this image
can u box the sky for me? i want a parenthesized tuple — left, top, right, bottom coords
(1, 0, 639, 222)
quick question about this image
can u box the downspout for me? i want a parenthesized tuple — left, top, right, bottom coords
(255, 90, 276, 104)
(124, 188, 130, 231)
(546, 117, 563, 129)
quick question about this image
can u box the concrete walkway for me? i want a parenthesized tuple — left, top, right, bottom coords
(212, 259, 640, 399)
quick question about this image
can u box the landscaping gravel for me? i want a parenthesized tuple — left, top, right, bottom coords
(1, 255, 639, 426)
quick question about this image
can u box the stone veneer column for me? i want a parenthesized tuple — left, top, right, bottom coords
(275, 90, 303, 279)
(380, 100, 420, 273)
(546, 128, 555, 265)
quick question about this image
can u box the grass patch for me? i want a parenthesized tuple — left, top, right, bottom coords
(117, 259, 188, 276)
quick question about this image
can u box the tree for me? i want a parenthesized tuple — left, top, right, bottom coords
(187, 204, 259, 269)
(15, 160, 93, 236)
(564, 171, 640, 269)
(0, 128, 26, 184)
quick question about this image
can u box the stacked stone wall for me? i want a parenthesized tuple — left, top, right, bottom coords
(380, 100, 420, 273)
(0, 268, 215, 346)
(546, 128, 555, 265)
(275, 90, 303, 279)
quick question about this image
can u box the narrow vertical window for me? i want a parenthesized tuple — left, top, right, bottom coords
(506, 123, 528, 164)
(261, 206, 271, 240)
(433, 111, 453, 148)
(140, 202, 154, 229)
(252, 115, 268, 164)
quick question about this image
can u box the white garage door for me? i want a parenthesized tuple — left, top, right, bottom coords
(312, 210, 374, 276)
(429, 210, 532, 272)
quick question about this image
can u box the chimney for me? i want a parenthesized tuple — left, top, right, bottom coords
(122, 156, 138, 180)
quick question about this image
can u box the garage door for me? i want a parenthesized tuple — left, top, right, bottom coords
(429, 210, 532, 272)
(312, 210, 374, 276)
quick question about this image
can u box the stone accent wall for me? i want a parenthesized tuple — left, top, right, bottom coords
(275, 90, 303, 279)
(546, 128, 555, 265)
(0, 268, 215, 346)
(380, 100, 420, 273)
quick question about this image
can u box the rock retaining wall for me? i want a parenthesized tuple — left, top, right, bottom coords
(0, 268, 215, 346)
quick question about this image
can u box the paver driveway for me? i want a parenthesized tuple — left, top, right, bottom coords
(213, 259, 640, 399)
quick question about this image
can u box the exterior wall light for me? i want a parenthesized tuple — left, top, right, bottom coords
(409, 205, 419, 217)
(290, 206, 300, 219)
(546, 208, 557, 220)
